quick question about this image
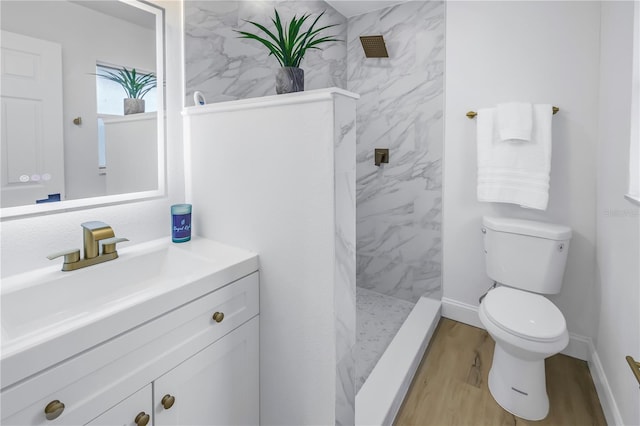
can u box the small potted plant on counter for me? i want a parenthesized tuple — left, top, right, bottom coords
(235, 9, 340, 94)
(98, 67, 156, 115)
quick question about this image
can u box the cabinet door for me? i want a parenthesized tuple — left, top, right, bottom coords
(85, 385, 152, 426)
(153, 317, 259, 426)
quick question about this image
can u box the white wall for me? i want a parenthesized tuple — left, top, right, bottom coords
(595, 2, 640, 424)
(443, 1, 600, 342)
(0, 0, 184, 277)
(1, 1, 156, 200)
(184, 89, 357, 426)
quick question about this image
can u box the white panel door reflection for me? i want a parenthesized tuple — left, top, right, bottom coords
(1, 30, 65, 207)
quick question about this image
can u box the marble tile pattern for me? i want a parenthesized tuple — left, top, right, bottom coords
(356, 287, 415, 393)
(348, 1, 445, 303)
(333, 95, 357, 426)
(183, 0, 347, 105)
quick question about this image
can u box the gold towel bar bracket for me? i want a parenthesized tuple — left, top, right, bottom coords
(626, 356, 640, 387)
(466, 106, 559, 119)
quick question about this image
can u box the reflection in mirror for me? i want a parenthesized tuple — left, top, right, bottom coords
(0, 0, 165, 217)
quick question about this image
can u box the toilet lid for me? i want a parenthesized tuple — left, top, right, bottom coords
(483, 287, 566, 342)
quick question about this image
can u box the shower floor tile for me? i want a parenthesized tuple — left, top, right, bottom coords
(356, 287, 415, 393)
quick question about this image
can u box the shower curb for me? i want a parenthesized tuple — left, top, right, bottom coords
(355, 297, 441, 426)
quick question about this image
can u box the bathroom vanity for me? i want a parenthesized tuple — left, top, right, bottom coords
(1, 237, 259, 426)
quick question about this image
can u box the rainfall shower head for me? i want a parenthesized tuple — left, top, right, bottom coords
(359, 35, 389, 58)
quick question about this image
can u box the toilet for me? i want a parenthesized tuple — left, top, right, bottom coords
(478, 216, 572, 421)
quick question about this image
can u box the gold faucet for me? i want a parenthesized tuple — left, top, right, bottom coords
(47, 221, 128, 271)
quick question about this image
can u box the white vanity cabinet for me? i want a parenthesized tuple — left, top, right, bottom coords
(85, 317, 259, 426)
(1, 272, 259, 426)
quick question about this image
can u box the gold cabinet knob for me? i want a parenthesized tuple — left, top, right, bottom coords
(212, 312, 224, 323)
(161, 394, 175, 410)
(135, 412, 150, 426)
(44, 400, 65, 420)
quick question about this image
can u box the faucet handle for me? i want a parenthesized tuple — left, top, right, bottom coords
(101, 237, 129, 255)
(47, 249, 81, 264)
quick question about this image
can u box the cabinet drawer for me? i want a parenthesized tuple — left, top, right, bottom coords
(1, 273, 259, 425)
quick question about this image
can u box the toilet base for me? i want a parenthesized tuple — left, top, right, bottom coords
(487, 344, 549, 421)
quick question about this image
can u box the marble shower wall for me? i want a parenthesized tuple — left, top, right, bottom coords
(348, 1, 445, 303)
(333, 94, 357, 426)
(184, 0, 347, 104)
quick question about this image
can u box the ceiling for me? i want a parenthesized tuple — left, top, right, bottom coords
(325, 0, 408, 18)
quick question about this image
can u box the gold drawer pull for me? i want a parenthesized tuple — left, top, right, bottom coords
(44, 400, 65, 420)
(161, 394, 176, 410)
(135, 412, 150, 426)
(212, 312, 224, 323)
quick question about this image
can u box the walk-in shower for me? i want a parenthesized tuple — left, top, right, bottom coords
(349, 1, 445, 422)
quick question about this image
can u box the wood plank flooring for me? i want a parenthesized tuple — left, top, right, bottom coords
(395, 319, 607, 426)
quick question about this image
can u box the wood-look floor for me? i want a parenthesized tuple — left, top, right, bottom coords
(395, 319, 607, 426)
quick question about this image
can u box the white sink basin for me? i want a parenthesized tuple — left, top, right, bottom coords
(1, 237, 258, 388)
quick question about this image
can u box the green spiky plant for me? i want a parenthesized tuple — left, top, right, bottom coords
(97, 67, 156, 99)
(235, 9, 340, 68)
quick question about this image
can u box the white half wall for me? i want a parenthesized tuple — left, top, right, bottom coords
(103, 113, 158, 196)
(443, 1, 600, 341)
(183, 88, 357, 426)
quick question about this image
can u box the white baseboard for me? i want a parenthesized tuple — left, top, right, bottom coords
(441, 297, 483, 328)
(588, 341, 624, 426)
(564, 332, 590, 361)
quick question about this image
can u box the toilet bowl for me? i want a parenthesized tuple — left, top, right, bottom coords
(479, 216, 572, 420)
(479, 286, 568, 420)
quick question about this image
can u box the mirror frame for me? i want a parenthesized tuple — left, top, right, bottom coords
(0, 0, 166, 220)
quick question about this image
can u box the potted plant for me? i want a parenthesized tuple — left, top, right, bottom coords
(97, 67, 156, 115)
(236, 9, 340, 94)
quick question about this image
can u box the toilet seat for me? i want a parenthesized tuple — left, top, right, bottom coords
(483, 287, 566, 342)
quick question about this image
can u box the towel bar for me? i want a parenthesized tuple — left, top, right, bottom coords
(466, 106, 559, 119)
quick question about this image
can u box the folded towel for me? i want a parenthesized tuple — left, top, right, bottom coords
(477, 104, 553, 210)
(497, 102, 533, 141)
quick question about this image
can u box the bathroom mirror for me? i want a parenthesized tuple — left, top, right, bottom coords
(0, 0, 165, 218)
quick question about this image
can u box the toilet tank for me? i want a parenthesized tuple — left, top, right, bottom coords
(482, 216, 572, 294)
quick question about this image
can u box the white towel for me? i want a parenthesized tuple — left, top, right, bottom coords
(477, 104, 553, 210)
(497, 102, 533, 141)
